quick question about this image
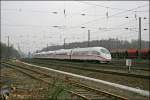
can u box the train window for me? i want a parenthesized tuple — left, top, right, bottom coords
(77, 51, 86, 55)
(83, 51, 89, 55)
(87, 51, 92, 55)
(91, 51, 100, 55)
(72, 51, 80, 55)
(57, 52, 67, 55)
(100, 49, 110, 54)
(72, 51, 88, 55)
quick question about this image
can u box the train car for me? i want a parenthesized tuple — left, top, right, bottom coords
(127, 49, 138, 59)
(33, 47, 111, 63)
(111, 49, 127, 59)
(71, 47, 111, 63)
(139, 48, 150, 59)
(55, 49, 71, 59)
(110, 48, 150, 59)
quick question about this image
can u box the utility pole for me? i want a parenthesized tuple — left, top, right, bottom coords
(10, 44, 13, 58)
(7, 36, 10, 59)
(125, 16, 147, 59)
(88, 30, 90, 47)
(138, 17, 141, 59)
(47, 44, 48, 51)
(7, 36, 10, 48)
(28, 52, 31, 58)
(18, 44, 22, 58)
(64, 38, 66, 49)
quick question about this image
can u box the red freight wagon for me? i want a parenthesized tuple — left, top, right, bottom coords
(140, 48, 150, 59)
(127, 49, 138, 59)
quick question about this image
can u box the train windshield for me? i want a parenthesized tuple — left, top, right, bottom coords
(100, 48, 110, 54)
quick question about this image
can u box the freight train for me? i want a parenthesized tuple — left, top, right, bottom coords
(111, 48, 150, 59)
(33, 47, 111, 63)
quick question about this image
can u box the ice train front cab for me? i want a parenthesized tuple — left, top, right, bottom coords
(96, 47, 111, 63)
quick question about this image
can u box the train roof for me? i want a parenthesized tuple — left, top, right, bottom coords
(46, 51, 55, 53)
(35, 47, 109, 54)
(72, 47, 108, 51)
(55, 49, 72, 54)
(34, 51, 47, 55)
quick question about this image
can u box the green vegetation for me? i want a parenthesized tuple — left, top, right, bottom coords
(48, 78, 72, 100)
(0, 42, 20, 58)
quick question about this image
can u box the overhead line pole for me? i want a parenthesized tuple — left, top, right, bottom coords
(7, 36, 10, 59)
(88, 30, 90, 47)
(138, 17, 141, 59)
(47, 44, 48, 51)
(64, 38, 66, 49)
(7, 36, 9, 48)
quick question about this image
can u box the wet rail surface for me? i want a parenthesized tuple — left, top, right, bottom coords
(2, 61, 128, 100)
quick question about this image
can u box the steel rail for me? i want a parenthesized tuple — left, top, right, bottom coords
(30, 58, 150, 71)
(23, 59, 150, 79)
(25, 58, 150, 71)
(21, 61, 150, 97)
(2, 62, 128, 100)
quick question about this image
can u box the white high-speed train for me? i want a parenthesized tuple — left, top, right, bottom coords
(33, 47, 111, 63)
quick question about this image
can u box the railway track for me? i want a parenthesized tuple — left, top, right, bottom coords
(22, 59, 150, 79)
(31, 58, 150, 71)
(2, 61, 128, 100)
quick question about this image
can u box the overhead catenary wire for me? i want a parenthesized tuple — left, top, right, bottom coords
(2, 2, 148, 16)
(1, 2, 149, 52)
(1, 17, 143, 33)
(65, 17, 138, 31)
(69, 4, 149, 28)
(78, 1, 149, 12)
(1, 9, 144, 32)
(78, 1, 129, 11)
(2, 4, 148, 28)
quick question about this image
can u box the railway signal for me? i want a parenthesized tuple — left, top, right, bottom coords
(126, 59, 132, 73)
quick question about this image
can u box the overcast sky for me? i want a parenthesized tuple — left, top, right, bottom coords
(1, 1, 149, 54)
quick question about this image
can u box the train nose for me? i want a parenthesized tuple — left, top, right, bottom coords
(106, 54, 111, 60)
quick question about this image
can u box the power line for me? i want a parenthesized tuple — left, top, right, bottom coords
(78, 1, 129, 11)
(66, 16, 138, 31)
(135, 10, 149, 12)
(2, 4, 148, 40)
(1, 23, 55, 28)
(1, 8, 60, 14)
(75, 4, 148, 26)
(78, 1, 149, 12)
(2, 4, 148, 16)
(1, 8, 107, 17)
(2, 4, 148, 28)
(2, 18, 145, 34)
(1, 15, 146, 33)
